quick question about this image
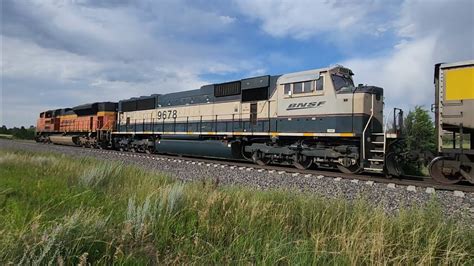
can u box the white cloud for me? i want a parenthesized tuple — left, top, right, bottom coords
(342, 0, 474, 114)
(2, 36, 103, 81)
(2, 0, 473, 128)
(0, 0, 260, 126)
(234, 0, 395, 39)
(343, 36, 437, 109)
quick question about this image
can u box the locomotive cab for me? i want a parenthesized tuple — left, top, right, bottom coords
(276, 66, 384, 136)
(269, 65, 402, 174)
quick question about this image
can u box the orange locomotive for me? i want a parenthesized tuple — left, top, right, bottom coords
(36, 102, 117, 148)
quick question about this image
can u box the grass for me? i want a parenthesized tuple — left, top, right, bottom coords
(0, 149, 473, 264)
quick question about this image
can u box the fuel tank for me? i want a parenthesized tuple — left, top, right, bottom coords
(154, 139, 242, 159)
(49, 135, 78, 146)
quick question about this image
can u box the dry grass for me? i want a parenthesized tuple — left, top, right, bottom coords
(0, 149, 472, 264)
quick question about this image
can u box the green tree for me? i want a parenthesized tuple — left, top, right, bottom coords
(0, 125, 8, 134)
(403, 106, 436, 174)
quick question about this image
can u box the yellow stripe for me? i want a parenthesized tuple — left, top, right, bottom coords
(340, 133, 355, 137)
(112, 131, 357, 137)
(58, 115, 77, 119)
(97, 111, 117, 116)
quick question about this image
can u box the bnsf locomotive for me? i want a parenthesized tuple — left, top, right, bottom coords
(39, 63, 471, 182)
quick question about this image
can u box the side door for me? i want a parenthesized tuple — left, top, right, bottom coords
(250, 102, 257, 131)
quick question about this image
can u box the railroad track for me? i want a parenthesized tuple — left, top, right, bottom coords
(86, 146, 474, 193)
(3, 139, 473, 193)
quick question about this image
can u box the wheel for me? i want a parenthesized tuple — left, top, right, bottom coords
(293, 154, 313, 170)
(429, 157, 462, 184)
(337, 163, 362, 174)
(252, 151, 269, 166)
(385, 152, 402, 177)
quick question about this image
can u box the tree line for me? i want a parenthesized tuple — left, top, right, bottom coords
(0, 125, 36, 140)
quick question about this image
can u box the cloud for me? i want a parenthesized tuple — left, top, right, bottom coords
(1, 0, 473, 128)
(234, 0, 397, 40)
(0, 0, 256, 126)
(342, 0, 474, 114)
(343, 36, 437, 110)
(235, 0, 473, 115)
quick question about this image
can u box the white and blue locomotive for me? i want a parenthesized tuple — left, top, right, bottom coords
(113, 65, 403, 175)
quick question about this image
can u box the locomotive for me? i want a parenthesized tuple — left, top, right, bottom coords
(36, 102, 117, 147)
(36, 65, 413, 177)
(113, 65, 403, 175)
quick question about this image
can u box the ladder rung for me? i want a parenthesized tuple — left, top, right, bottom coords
(364, 167, 384, 172)
(368, 158, 384, 162)
(372, 133, 385, 136)
(370, 150, 385, 153)
(372, 142, 384, 144)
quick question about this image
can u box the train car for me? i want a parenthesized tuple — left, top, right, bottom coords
(430, 60, 474, 184)
(35, 102, 118, 147)
(113, 65, 404, 175)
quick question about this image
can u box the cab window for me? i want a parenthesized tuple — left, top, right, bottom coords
(316, 76, 324, 91)
(331, 74, 354, 91)
(284, 84, 291, 95)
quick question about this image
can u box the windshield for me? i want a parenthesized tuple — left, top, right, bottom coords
(331, 74, 354, 91)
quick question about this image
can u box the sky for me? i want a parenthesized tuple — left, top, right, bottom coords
(1, 0, 473, 127)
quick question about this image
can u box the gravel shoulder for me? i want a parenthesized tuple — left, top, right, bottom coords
(1, 139, 473, 226)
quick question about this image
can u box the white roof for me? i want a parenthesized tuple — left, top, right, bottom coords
(440, 60, 474, 69)
(278, 66, 332, 84)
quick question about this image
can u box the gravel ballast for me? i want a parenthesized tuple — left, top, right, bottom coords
(2, 139, 473, 225)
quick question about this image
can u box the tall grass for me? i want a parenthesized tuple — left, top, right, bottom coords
(0, 150, 472, 264)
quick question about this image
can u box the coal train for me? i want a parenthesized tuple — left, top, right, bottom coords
(35, 62, 474, 184)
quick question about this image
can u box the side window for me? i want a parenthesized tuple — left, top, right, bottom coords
(284, 84, 291, 95)
(316, 76, 324, 91)
(303, 81, 313, 93)
(293, 82, 303, 94)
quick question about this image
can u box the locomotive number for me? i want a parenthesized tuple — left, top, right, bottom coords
(157, 110, 177, 120)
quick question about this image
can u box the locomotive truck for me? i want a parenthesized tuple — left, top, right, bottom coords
(35, 61, 473, 184)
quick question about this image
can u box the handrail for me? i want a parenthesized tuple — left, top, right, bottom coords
(384, 108, 393, 133)
(362, 94, 375, 160)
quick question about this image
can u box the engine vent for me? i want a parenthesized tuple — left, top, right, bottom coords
(136, 97, 155, 111)
(242, 87, 269, 102)
(214, 81, 241, 97)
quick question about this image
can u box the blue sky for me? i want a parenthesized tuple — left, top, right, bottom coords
(1, 0, 473, 127)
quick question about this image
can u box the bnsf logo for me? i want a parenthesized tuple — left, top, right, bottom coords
(286, 101, 326, 111)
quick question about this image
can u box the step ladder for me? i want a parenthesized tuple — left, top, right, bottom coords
(360, 94, 390, 174)
(364, 132, 386, 173)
